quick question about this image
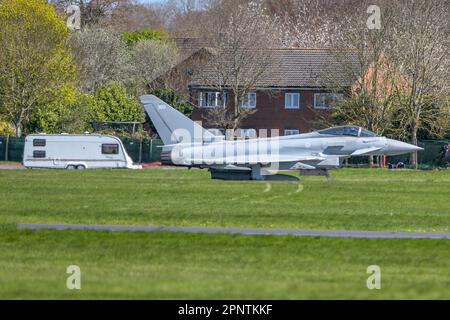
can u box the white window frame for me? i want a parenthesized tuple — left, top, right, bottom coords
(285, 92, 300, 109)
(314, 93, 344, 109)
(207, 128, 225, 136)
(241, 92, 257, 109)
(284, 129, 300, 136)
(198, 91, 228, 108)
(236, 128, 257, 139)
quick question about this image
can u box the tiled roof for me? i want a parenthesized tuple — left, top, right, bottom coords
(264, 49, 359, 88)
(190, 49, 359, 88)
(175, 41, 360, 88)
(174, 37, 213, 62)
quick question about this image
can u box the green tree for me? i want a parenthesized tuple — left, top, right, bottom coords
(92, 82, 145, 123)
(60, 93, 98, 134)
(121, 28, 171, 46)
(0, 0, 76, 136)
(27, 82, 146, 135)
(0, 119, 15, 136)
(26, 86, 77, 134)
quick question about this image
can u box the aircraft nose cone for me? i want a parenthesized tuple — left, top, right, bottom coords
(385, 139, 423, 155)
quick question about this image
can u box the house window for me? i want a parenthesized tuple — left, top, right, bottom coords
(241, 92, 257, 109)
(207, 128, 225, 136)
(102, 144, 119, 155)
(314, 93, 344, 109)
(285, 93, 300, 109)
(237, 128, 257, 139)
(284, 129, 300, 136)
(33, 150, 46, 158)
(198, 91, 228, 108)
(33, 139, 46, 147)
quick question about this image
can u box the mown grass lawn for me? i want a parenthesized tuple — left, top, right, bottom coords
(0, 226, 448, 299)
(0, 167, 449, 232)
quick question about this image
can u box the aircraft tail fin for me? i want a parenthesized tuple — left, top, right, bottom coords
(139, 95, 215, 145)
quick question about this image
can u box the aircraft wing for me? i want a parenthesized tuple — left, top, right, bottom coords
(351, 147, 382, 156)
(187, 154, 324, 165)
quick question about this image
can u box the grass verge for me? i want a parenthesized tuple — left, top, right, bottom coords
(0, 168, 449, 231)
(0, 227, 449, 299)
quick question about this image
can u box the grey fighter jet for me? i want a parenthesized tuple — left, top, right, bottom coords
(140, 95, 423, 180)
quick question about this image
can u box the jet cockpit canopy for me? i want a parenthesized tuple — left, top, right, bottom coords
(317, 126, 378, 137)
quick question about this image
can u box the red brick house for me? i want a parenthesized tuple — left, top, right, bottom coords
(172, 39, 359, 138)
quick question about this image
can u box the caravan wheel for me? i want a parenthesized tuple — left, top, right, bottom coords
(76, 165, 86, 170)
(67, 165, 76, 170)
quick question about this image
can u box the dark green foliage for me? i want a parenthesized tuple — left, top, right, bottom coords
(150, 87, 194, 118)
(91, 82, 145, 123)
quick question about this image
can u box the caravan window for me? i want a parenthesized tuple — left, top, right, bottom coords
(33, 150, 46, 158)
(33, 139, 46, 147)
(102, 144, 119, 155)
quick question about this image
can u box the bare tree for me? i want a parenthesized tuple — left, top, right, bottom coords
(163, 0, 220, 37)
(51, 0, 131, 28)
(68, 28, 132, 94)
(387, 0, 450, 165)
(195, 1, 283, 131)
(317, 0, 449, 166)
(100, 2, 165, 32)
(166, 0, 215, 13)
(311, 1, 402, 166)
(131, 39, 179, 95)
(252, 0, 362, 48)
(324, 2, 399, 133)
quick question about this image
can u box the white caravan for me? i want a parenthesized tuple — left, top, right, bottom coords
(23, 134, 141, 169)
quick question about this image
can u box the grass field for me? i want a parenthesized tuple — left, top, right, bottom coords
(0, 167, 449, 232)
(0, 167, 449, 299)
(0, 226, 449, 299)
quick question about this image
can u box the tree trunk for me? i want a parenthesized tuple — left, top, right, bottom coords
(410, 128, 418, 168)
(14, 123, 22, 137)
(233, 93, 240, 133)
(368, 155, 374, 168)
(233, 92, 239, 119)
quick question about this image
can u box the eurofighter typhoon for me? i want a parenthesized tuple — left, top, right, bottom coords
(140, 95, 422, 181)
